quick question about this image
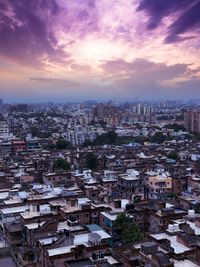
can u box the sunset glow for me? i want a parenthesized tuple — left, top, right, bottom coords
(0, 0, 200, 102)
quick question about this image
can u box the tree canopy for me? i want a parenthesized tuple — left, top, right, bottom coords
(94, 130, 118, 145)
(53, 158, 71, 171)
(113, 212, 142, 244)
(86, 152, 98, 171)
(56, 138, 70, 150)
(31, 126, 39, 137)
(168, 151, 178, 161)
(165, 123, 185, 132)
(151, 131, 165, 144)
(46, 142, 56, 150)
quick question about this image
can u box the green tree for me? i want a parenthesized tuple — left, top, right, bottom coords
(40, 132, 52, 138)
(168, 151, 178, 160)
(53, 158, 71, 171)
(113, 213, 127, 229)
(122, 223, 143, 243)
(56, 138, 70, 150)
(151, 131, 165, 144)
(107, 130, 118, 144)
(86, 153, 98, 171)
(113, 212, 143, 244)
(31, 126, 39, 137)
(165, 123, 185, 132)
(94, 130, 118, 145)
(82, 139, 94, 147)
(46, 142, 56, 149)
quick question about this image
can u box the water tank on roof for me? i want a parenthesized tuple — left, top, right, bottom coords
(168, 224, 174, 231)
(188, 209, 195, 216)
(174, 224, 179, 231)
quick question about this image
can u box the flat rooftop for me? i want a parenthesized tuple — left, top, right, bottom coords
(1, 205, 29, 215)
(101, 211, 117, 221)
(0, 192, 9, 200)
(4, 199, 23, 205)
(48, 245, 75, 256)
(39, 236, 58, 245)
(173, 259, 199, 267)
(25, 221, 46, 230)
(151, 233, 191, 254)
(47, 230, 111, 257)
(57, 221, 84, 232)
(120, 176, 141, 181)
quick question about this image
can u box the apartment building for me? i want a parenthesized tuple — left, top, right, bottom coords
(148, 172, 172, 200)
(184, 109, 200, 133)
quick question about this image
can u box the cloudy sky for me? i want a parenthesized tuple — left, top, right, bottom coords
(0, 0, 200, 102)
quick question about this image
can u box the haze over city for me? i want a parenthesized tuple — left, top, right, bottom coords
(0, 0, 200, 102)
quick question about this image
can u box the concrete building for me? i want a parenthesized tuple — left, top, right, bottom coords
(117, 169, 144, 201)
(184, 109, 200, 133)
(0, 119, 10, 139)
(148, 172, 172, 200)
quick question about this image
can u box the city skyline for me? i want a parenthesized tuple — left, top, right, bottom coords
(0, 0, 200, 102)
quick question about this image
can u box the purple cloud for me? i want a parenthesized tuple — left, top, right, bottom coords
(70, 64, 91, 73)
(137, 0, 200, 43)
(166, 1, 200, 43)
(101, 59, 189, 81)
(0, 0, 66, 66)
(0, 0, 100, 66)
(137, 0, 192, 29)
(30, 77, 79, 86)
(98, 58, 200, 100)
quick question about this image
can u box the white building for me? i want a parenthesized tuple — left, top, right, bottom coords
(66, 127, 97, 146)
(0, 120, 10, 139)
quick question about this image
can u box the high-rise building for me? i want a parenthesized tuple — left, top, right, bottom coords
(0, 119, 10, 139)
(136, 104, 153, 116)
(183, 109, 200, 133)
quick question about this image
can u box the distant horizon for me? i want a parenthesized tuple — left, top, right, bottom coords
(1, 98, 199, 105)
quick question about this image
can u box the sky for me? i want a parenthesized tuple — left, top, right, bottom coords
(0, 0, 200, 102)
